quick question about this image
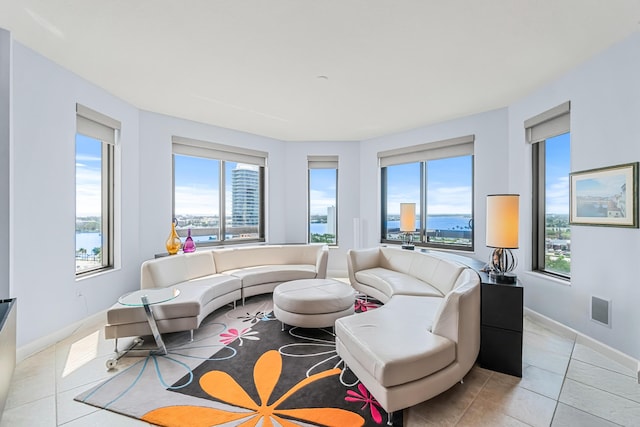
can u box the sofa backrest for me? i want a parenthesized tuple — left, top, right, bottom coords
(140, 251, 216, 289)
(379, 247, 465, 295)
(211, 244, 327, 274)
(430, 268, 481, 369)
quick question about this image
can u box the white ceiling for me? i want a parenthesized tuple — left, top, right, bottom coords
(1, 1, 640, 141)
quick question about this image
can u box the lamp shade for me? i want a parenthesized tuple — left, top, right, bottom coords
(400, 203, 416, 232)
(486, 194, 519, 249)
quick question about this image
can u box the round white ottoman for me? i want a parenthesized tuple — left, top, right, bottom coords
(273, 278, 355, 329)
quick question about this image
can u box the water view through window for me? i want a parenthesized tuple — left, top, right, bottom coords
(383, 156, 473, 249)
(75, 134, 103, 273)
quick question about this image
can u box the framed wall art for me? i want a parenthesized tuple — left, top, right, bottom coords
(570, 162, 638, 227)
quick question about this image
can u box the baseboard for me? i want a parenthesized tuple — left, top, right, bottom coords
(524, 307, 640, 382)
(16, 310, 106, 363)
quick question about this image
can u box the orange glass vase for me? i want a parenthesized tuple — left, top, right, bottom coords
(165, 219, 182, 255)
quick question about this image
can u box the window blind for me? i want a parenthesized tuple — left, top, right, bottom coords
(308, 155, 338, 169)
(525, 101, 570, 144)
(378, 135, 474, 167)
(172, 136, 267, 167)
(76, 104, 121, 144)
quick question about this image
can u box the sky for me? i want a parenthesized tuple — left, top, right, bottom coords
(75, 134, 102, 217)
(76, 135, 571, 219)
(545, 133, 571, 215)
(385, 156, 473, 216)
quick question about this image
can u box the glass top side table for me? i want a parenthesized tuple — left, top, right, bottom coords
(106, 287, 180, 370)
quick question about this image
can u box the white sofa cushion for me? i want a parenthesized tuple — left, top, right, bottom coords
(143, 252, 216, 289)
(379, 247, 465, 295)
(335, 295, 455, 388)
(225, 265, 317, 287)
(212, 245, 322, 272)
(354, 268, 443, 299)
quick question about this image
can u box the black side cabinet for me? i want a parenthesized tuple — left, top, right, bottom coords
(479, 280, 523, 377)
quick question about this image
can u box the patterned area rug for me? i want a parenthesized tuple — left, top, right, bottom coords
(75, 293, 402, 427)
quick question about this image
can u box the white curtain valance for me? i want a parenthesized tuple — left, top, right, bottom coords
(172, 136, 267, 167)
(76, 104, 121, 144)
(378, 135, 474, 167)
(524, 101, 570, 144)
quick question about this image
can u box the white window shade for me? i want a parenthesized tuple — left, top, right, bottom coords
(76, 104, 120, 144)
(308, 155, 338, 169)
(172, 136, 267, 167)
(378, 135, 474, 167)
(525, 101, 570, 144)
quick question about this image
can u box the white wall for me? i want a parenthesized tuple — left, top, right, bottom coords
(11, 43, 141, 347)
(359, 108, 509, 263)
(509, 32, 640, 359)
(0, 29, 10, 299)
(138, 111, 287, 260)
(283, 141, 361, 275)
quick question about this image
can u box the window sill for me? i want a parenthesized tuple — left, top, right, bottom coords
(523, 270, 571, 286)
(75, 266, 117, 282)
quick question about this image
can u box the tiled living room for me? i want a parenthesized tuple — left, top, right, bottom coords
(2, 297, 640, 426)
(2, 1, 640, 426)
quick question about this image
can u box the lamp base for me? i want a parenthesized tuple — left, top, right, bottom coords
(401, 244, 415, 251)
(490, 271, 517, 284)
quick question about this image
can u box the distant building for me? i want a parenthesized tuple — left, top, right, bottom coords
(231, 166, 259, 226)
(327, 205, 336, 236)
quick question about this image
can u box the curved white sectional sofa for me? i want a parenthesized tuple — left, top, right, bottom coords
(335, 246, 480, 413)
(104, 244, 328, 341)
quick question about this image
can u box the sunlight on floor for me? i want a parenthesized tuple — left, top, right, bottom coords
(62, 330, 99, 378)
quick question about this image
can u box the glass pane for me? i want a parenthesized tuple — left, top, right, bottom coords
(226, 162, 261, 240)
(385, 163, 420, 241)
(76, 134, 103, 273)
(426, 155, 473, 247)
(544, 132, 571, 276)
(309, 168, 337, 244)
(174, 154, 220, 242)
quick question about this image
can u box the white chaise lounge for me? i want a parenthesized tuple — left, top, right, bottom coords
(335, 246, 481, 414)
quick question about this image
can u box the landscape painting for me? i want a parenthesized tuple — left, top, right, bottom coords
(570, 162, 638, 227)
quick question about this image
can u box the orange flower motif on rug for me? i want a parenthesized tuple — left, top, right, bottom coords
(142, 349, 365, 427)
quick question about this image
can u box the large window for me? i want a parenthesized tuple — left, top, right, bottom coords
(308, 156, 338, 245)
(528, 102, 571, 278)
(379, 136, 474, 251)
(172, 137, 266, 245)
(75, 104, 119, 276)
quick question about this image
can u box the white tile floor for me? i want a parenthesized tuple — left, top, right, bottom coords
(2, 310, 639, 426)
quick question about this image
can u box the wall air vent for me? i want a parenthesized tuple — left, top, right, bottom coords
(591, 296, 611, 327)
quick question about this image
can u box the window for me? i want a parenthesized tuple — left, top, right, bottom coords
(172, 137, 266, 245)
(75, 104, 119, 275)
(379, 136, 474, 251)
(308, 156, 338, 245)
(528, 101, 571, 278)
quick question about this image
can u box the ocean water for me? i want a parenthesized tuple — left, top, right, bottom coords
(75, 215, 472, 250)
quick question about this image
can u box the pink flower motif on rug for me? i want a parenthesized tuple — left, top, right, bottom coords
(355, 298, 380, 312)
(219, 327, 259, 346)
(345, 383, 383, 424)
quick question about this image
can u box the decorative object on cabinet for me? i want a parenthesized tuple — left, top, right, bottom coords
(486, 194, 519, 284)
(569, 162, 638, 228)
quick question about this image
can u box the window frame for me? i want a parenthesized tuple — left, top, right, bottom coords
(171, 137, 267, 247)
(379, 136, 475, 252)
(75, 104, 119, 277)
(307, 156, 339, 246)
(527, 102, 571, 280)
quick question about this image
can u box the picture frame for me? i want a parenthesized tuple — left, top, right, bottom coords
(570, 162, 638, 227)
